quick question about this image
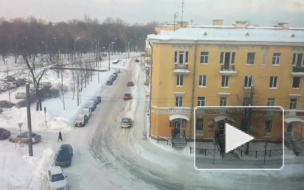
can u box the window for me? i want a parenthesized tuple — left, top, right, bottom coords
(292, 77, 300, 88)
(200, 52, 208, 64)
(272, 53, 281, 65)
(176, 75, 184, 86)
(220, 97, 227, 106)
(221, 76, 229, 87)
(247, 52, 255, 65)
(196, 118, 204, 135)
(199, 75, 207, 87)
(290, 98, 297, 109)
(267, 98, 275, 106)
(244, 76, 252, 88)
(264, 120, 272, 137)
(174, 51, 189, 64)
(269, 76, 278, 89)
(243, 98, 251, 106)
(220, 52, 235, 65)
(197, 97, 205, 106)
(175, 96, 183, 107)
(293, 53, 303, 67)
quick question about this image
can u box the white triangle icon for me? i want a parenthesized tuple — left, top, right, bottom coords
(225, 123, 254, 154)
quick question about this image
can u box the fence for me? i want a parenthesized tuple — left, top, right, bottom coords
(157, 136, 170, 145)
(189, 146, 221, 156)
(236, 148, 295, 158)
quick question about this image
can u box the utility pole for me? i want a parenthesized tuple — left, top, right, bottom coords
(174, 12, 179, 31)
(180, 0, 185, 27)
(26, 84, 33, 156)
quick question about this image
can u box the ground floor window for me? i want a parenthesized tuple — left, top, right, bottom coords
(196, 118, 204, 135)
(264, 120, 272, 137)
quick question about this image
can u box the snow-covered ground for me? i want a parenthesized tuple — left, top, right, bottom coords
(0, 53, 304, 190)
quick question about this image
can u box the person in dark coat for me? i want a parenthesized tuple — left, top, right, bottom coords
(58, 131, 63, 142)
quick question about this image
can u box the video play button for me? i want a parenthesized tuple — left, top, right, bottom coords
(225, 123, 254, 153)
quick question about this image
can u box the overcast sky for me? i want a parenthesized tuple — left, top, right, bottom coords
(1, 0, 304, 26)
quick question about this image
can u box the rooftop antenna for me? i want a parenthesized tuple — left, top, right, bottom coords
(174, 12, 179, 31)
(180, 0, 184, 27)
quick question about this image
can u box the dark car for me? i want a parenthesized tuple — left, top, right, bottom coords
(123, 93, 132, 100)
(4, 76, 15, 82)
(111, 74, 117, 80)
(96, 96, 101, 104)
(55, 144, 73, 167)
(0, 101, 15, 108)
(9, 132, 41, 144)
(14, 78, 27, 87)
(0, 128, 11, 140)
(106, 80, 113, 85)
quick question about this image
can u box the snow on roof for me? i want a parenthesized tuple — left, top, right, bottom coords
(148, 27, 304, 43)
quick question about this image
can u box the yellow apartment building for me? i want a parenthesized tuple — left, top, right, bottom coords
(147, 21, 304, 148)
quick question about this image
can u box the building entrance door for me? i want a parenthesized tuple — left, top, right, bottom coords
(218, 121, 225, 135)
(287, 123, 293, 137)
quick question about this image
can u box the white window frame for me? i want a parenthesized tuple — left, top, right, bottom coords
(197, 97, 205, 106)
(220, 97, 227, 106)
(292, 53, 304, 67)
(247, 52, 255, 65)
(200, 52, 209, 64)
(174, 51, 189, 64)
(221, 76, 229, 88)
(175, 96, 183, 107)
(244, 76, 252, 88)
(292, 77, 300, 89)
(272, 53, 281, 66)
(267, 98, 275, 106)
(199, 75, 207, 87)
(269, 76, 278, 89)
(220, 52, 235, 65)
(290, 98, 297, 109)
(176, 75, 184, 87)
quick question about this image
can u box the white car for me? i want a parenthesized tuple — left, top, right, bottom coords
(81, 108, 92, 119)
(47, 166, 69, 190)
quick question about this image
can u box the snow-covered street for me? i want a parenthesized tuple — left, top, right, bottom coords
(1, 55, 304, 190)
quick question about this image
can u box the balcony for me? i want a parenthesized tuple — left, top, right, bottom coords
(291, 67, 304, 77)
(219, 64, 237, 76)
(173, 64, 190, 75)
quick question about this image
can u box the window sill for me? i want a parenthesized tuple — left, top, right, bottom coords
(200, 63, 209, 65)
(246, 64, 255, 66)
(221, 87, 229, 89)
(176, 86, 184, 88)
(292, 88, 300, 90)
(269, 88, 278, 90)
(272, 64, 280, 66)
(198, 86, 207, 88)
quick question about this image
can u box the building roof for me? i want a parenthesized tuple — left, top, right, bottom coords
(147, 26, 304, 45)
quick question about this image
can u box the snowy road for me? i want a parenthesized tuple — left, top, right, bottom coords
(55, 60, 304, 190)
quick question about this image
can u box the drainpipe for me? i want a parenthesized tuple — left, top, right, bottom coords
(148, 41, 153, 137)
(189, 40, 198, 140)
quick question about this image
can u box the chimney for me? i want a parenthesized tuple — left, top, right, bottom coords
(234, 20, 248, 29)
(212, 19, 223, 26)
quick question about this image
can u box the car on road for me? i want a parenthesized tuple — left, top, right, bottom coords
(90, 98, 98, 107)
(123, 93, 132, 100)
(81, 108, 92, 119)
(4, 76, 15, 82)
(14, 78, 27, 87)
(47, 166, 69, 190)
(127, 81, 134, 87)
(85, 100, 96, 111)
(121, 118, 133, 128)
(15, 92, 26, 99)
(106, 80, 113, 85)
(111, 74, 117, 80)
(0, 128, 11, 140)
(96, 96, 101, 104)
(55, 144, 73, 167)
(74, 114, 88, 127)
(0, 101, 15, 108)
(9, 131, 42, 144)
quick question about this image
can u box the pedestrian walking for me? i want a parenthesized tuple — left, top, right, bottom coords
(58, 131, 63, 142)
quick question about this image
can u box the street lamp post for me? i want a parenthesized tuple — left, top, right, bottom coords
(245, 74, 268, 154)
(127, 40, 132, 59)
(108, 42, 115, 71)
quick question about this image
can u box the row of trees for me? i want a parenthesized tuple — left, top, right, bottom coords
(0, 16, 157, 64)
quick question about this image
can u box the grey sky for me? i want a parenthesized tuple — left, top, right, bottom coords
(1, 0, 304, 26)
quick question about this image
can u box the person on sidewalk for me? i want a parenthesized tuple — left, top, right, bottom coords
(58, 131, 63, 142)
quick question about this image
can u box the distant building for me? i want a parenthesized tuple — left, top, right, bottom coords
(147, 20, 304, 149)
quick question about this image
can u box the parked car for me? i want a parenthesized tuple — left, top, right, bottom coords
(0, 101, 15, 108)
(55, 144, 73, 167)
(47, 166, 69, 190)
(0, 85, 7, 92)
(41, 82, 52, 89)
(14, 78, 27, 87)
(89, 98, 98, 107)
(0, 128, 11, 140)
(15, 92, 26, 99)
(81, 108, 92, 119)
(7, 82, 17, 89)
(4, 76, 15, 82)
(106, 80, 113, 85)
(127, 81, 134, 87)
(9, 132, 41, 143)
(121, 118, 133, 128)
(123, 93, 132, 100)
(74, 114, 88, 127)
(85, 100, 96, 111)
(96, 96, 101, 104)
(112, 59, 120, 64)
(110, 74, 117, 80)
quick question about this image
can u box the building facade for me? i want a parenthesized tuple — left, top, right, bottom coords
(147, 21, 304, 144)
